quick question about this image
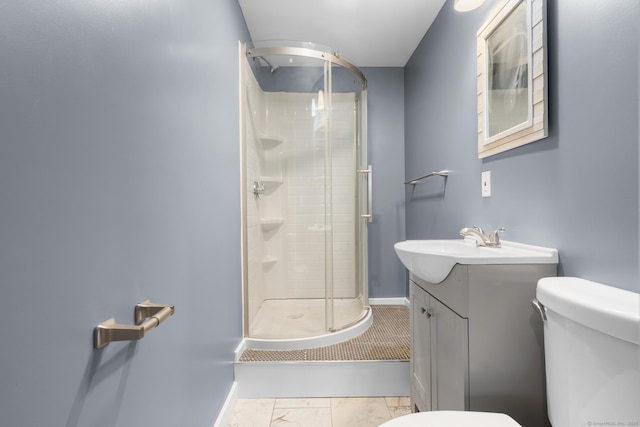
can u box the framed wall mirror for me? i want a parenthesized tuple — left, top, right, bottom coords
(477, 0, 548, 158)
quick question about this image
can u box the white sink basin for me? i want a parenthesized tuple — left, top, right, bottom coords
(394, 238, 558, 284)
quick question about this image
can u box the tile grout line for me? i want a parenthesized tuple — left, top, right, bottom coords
(229, 397, 411, 426)
(268, 399, 276, 427)
(329, 397, 334, 427)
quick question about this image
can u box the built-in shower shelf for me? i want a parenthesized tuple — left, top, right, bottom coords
(260, 176, 283, 184)
(261, 255, 278, 268)
(260, 217, 284, 231)
(260, 137, 283, 150)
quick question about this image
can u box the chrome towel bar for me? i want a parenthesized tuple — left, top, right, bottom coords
(404, 170, 449, 185)
(94, 299, 175, 349)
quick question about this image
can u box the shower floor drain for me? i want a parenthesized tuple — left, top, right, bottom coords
(287, 313, 304, 319)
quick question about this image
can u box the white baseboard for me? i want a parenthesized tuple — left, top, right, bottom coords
(234, 339, 247, 362)
(212, 381, 238, 427)
(369, 297, 409, 307)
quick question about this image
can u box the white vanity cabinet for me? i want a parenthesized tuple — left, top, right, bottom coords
(409, 263, 556, 427)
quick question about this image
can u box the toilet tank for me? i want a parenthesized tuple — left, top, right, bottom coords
(536, 278, 640, 427)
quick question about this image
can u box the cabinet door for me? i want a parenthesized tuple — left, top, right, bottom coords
(431, 297, 469, 410)
(410, 282, 431, 411)
(410, 281, 469, 412)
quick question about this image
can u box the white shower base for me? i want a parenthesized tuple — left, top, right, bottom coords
(245, 298, 371, 351)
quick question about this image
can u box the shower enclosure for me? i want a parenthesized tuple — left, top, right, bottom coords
(240, 41, 370, 343)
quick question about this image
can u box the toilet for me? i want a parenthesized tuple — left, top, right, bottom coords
(379, 410, 521, 426)
(381, 277, 640, 426)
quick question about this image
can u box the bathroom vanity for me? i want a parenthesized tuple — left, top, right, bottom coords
(409, 263, 556, 427)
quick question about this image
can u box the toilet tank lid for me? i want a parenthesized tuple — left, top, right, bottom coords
(537, 277, 640, 345)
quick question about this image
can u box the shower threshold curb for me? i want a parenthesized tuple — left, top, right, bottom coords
(235, 359, 409, 398)
(233, 305, 410, 397)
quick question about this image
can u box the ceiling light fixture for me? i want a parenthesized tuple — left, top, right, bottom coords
(454, 0, 485, 12)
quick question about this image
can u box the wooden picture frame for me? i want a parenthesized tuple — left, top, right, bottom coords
(477, 0, 548, 158)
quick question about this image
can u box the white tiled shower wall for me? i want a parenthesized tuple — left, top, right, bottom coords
(245, 66, 358, 327)
(283, 93, 356, 299)
(245, 68, 265, 325)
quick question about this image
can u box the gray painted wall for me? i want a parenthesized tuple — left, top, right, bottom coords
(256, 66, 363, 94)
(361, 68, 408, 298)
(404, 0, 639, 292)
(0, 1, 249, 426)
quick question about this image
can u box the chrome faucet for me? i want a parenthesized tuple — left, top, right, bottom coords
(460, 226, 489, 246)
(460, 226, 505, 247)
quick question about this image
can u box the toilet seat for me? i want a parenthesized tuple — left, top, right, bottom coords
(379, 411, 522, 427)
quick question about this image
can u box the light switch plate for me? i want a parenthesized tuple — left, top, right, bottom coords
(482, 171, 491, 197)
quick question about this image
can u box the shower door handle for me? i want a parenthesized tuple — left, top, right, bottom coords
(358, 165, 372, 222)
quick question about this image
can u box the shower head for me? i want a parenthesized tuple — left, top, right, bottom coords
(255, 56, 279, 73)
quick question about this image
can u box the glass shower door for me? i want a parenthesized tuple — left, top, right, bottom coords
(356, 89, 370, 311)
(326, 72, 369, 332)
(242, 42, 368, 339)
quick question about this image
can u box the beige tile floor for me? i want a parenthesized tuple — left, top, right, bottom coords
(228, 396, 411, 427)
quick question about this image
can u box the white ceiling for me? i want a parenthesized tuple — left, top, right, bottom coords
(237, 0, 447, 67)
